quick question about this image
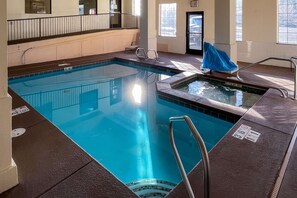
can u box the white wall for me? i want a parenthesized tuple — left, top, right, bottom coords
(156, 0, 215, 54)
(238, 0, 297, 66)
(0, 0, 18, 193)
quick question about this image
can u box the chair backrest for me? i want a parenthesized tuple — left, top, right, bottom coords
(132, 32, 140, 46)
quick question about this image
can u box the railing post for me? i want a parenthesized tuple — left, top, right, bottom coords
(80, 15, 82, 32)
(39, 18, 41, 38)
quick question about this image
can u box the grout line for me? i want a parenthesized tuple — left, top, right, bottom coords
(37, 160, 94, 197)
(270, 126, 297, 198)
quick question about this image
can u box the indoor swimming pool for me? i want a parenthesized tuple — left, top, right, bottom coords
(9, 61, 233, 197)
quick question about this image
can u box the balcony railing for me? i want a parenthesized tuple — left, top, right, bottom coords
(7, 13, 139, 44)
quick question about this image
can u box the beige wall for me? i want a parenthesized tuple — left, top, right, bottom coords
(238, 0, 297, 66)
(123, 0, 133, 13)
(243, 0, 277, 42)
(0, 0, 18, 193)
(98, 0, 110, 13)
(156, 0, 215, 54)
(156, 0, 296, 67)
(7, 0, 113, 19)
(8, 29, 139, 67)
(7, 0, 136, 19)
(1, 3, 8, 96)
(8, 0, 79, 19)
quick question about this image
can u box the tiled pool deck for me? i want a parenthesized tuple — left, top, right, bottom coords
(1, 52, 297, 198)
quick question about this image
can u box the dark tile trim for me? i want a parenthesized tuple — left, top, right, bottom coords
(158, 94, 240, 124)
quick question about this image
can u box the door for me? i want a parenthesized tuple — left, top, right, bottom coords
(186, 12, 204, 55)
(110, 0, 122, 28)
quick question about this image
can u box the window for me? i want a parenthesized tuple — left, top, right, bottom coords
(278, 0, 297, 44)
(236, 0, 242, 41)
(79, 0, 97, 15)
(159, 3, 177, 37)
(133, 0, 141, 16)
(25, 0, 51, 14)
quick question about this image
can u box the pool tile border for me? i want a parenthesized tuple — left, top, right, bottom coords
(156, 72, 268, 123)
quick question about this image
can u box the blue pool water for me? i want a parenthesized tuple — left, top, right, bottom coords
(9, 61, 233, 196)
(175, 77, 265, 109)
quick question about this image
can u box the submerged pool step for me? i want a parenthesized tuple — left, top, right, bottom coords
(127, 179, 176, 198)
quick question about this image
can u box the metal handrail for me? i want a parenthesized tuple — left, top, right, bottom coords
(169, 116, 210, 198)
(291, 56, 297, 71)
(136, 48, 159, 62)
(236, 57, 297, 100)
(135, 48, 148, 60)
(147, 49, 159, 62)
(21, 47, 34, 64)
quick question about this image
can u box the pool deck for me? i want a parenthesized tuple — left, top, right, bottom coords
(2, 51, 297, 198)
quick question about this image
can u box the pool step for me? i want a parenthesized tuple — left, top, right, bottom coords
(127, 179, 176, 198)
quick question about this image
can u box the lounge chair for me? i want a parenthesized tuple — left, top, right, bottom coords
(125, 41, 139, 53)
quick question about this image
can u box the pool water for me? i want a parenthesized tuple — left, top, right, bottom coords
(9, 62, 233, 197)
(175, 77, 266, 109)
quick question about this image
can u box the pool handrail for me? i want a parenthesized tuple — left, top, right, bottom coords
(236, 57, 297, 100)
(135, 48, 159, 62)
(169, 116, 210, 198)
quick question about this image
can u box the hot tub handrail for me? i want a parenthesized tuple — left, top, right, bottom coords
(236, 57, 297, 100)
(169, 116, 210, 198)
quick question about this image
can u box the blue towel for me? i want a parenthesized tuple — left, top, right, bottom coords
(202, 42, 238, 72)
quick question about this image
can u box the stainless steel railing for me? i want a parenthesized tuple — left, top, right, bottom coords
(169, 116, 210, 198)
(236, 57, 297, 100)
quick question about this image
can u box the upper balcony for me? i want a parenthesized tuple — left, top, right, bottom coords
(7, 13, 139, 45)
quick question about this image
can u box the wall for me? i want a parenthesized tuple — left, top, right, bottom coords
(155, 0, 297, 67)
(8, 0, 79, 19)
(0, 0, 18, 193)
(98, 0, 110, 13)
(238, 0, 297, 66)
(156, 0, 215, 54)
(122, 0, 136, 27)
(7, 29, 139, 67)
(7, 0, 112, 19)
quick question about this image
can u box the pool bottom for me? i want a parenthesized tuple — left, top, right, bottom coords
(127, 179, 176, 197)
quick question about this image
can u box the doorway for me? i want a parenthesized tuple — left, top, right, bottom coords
(110, 0, 122, 28)
(186, 12, 204, 55)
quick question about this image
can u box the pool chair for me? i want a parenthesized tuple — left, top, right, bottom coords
(125, 41, 139, 53)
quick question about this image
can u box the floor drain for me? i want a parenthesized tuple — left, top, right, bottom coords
(12, 128, 26, 138)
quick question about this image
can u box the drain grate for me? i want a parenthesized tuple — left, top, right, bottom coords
(127, 179, 176, 198)
(12, 128, 26, 138)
